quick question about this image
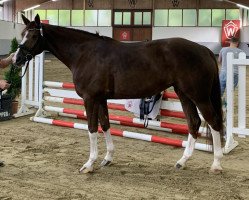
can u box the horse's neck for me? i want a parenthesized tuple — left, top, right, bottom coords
(43, 25, 97, 70)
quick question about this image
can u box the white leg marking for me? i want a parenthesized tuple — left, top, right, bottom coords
(80, 131, 98, 173)
(210, 127, 223, 173)
(103, 129, 114, 162)
(176, 134, 196, 168)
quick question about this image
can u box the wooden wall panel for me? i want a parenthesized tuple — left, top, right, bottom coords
(39, 0, 112, 10)
(114, 0, 153, 9)
(16, 0, 247, 12)
(199, 0, 237, 9)
(39, 0, 73, 9)
(154, 0, 197, 9)
(16, 0, 48, 12)
(133, 28, 152, 41)
(84, 0, 112, 9)
(72, 0, 84, 9)
(113, 27, 152, 41)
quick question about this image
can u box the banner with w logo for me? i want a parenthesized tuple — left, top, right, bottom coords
(221, 20, 240, 47)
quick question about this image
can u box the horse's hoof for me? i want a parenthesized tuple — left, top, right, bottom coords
(0, 161, 4, 167)
(100, 159, 112, 167)
(209, 167, 223, 174)
(79, 166, 94, 174)
(175, 163, 184, 170)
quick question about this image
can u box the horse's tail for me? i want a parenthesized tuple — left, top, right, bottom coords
(208, 50, 225, 144)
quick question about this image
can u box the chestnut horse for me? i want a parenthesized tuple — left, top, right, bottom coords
(14, 15, 224, 174)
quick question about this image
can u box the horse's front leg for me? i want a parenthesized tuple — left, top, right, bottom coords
(79, 98, 99, 173)
(98, 99, 114, 167)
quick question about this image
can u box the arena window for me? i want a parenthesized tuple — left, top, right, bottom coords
(154, 9, 168, 26)
(226, 9, 240, 20)
(113, 10, 151, 27)
(114, 12, 122, 25)
(71, 10, 84, 26)
(85, 10, 98, 26)
(143, 12, 151, 25)
(168, 9, 182, 26)
(98, 10, 111, 26)
(123, 12, 131, 25)
(198, 9, 211, 26)
(134, 11, 142, 25)
(59, 10, 70, 27)
(183, 9, 197, 26)
(47, 10, 58, 25)
(212, 9, 225, 26)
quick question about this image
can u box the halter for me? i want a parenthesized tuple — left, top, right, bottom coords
(8, 26, 44, 85)
(16, 26, 44, 78)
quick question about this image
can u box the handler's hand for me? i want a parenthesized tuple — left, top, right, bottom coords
(0, 80, 10, 90)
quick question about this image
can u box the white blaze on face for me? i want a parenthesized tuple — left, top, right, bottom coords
(13, 30, 29, 63)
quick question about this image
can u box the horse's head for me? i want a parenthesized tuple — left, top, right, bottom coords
(13, 14, 44, 66)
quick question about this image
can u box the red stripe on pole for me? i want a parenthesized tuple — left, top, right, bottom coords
(63, 98, 84, 105)
(160, 109, 185, 119)
(160, 122, 189, 134)
(52, 119, 75, 128)
(151, 136, 183, 147)
(109, 114, 133, 123)
(119, 121, 145, 128)
(107, 103, 126, 111)
(59, 107, 189, 134)
(62, 82, 75, 89)
(110, 128, 123, 136)
(63, 108, 84, 116)
(163, 91, 178, 99)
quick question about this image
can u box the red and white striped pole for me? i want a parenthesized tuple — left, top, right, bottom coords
(31, 116, 212, 152)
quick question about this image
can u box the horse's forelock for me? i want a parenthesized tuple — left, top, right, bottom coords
(21, 21, 38, 37)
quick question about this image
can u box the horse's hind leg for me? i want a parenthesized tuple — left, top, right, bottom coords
(79, 98, 99, 173)
(195, 101, 223, 173)
(98, 99, 114, 167)
(174, 88, 201, 170)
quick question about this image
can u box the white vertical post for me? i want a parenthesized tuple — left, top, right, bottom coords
(38, 52, 44, 109)
(224, 52, 238, 153)
(238, 52, 246, 138)
(34, 55, 40, 102)
(28, 58, 33, 101)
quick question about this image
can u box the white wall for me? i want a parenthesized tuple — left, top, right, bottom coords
(0, 21, 24, 55)
(153, 27, 249, 55)
(153, 27, 222, 54)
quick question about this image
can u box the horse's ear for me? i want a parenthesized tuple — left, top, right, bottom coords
(22, 14, 30, 25)
(35, 14, 41, 28)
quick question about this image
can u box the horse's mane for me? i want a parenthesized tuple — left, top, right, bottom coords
(42, 23, 114, 41)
